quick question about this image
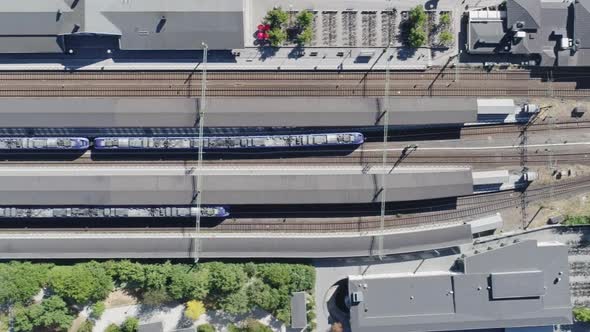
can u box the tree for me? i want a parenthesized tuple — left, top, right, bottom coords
(0, 262, 53, 307)
(574, 306, 590, 322)
(296, 27, 313, 45)
(242, 319, 272, 332)
(13, 296, 74, 332)
(168, 265, 209, 301)
(258, 264, 292, 289)
(142, 288, 172, 306)
(440, 12, 451, 26)
(110, 260, 146, 288)
(408, 26, 427, 48)
(265, 7, 288, 29)
(296, 10, 314, 28)
(121, 317, 139, 332)
(77, 320, 94, 332)
(247, 280, 280, 313)
(243, 262, 257, 278)
(90, 301, 106, 319)
(143, 262, 172, 291)
(185, 300, 206, 320)
(207, 263, 247, 295)
(439, 31, 453, 46)
(105, 323, 122, 332)
(48, 263, 113, 304)
(197, 323, 216, 332)
(268, 27, 287, 47)
(216, 288, 250, 315)
(409, 6, 427, 26)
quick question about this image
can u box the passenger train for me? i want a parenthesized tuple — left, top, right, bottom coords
(93, 133, 365, 150)
(0, 137, 89, 150)
(0, 206, 229, 218)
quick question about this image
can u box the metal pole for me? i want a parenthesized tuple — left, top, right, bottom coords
(193, 42, 207, 263)
(378, 42, 392, 259)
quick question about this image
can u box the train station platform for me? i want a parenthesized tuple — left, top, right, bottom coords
(0, 166, 474, 205)
(0, 97, 479, 128)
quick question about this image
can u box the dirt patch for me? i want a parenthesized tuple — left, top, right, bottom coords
(67, 315, 87, 332)
(104, 289, 138, 309)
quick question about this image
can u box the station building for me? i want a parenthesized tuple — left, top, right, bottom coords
(467, 0, 590, 66)
(346, 239, 572, 332)
(0, 0, 246, 53)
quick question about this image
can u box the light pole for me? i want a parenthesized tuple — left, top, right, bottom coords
(377, 42, 392, 259)
(193, 42, 208, 263)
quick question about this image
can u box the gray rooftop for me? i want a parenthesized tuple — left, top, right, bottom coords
(291, 292, 308, 329)
(0, 97, 478, 128)
(347, 240, 572, 332)
(138, 322, 163, 332)
(0, 168, 473, 205)
(0, 0, 245, 52)
(468, 0, 590, 66)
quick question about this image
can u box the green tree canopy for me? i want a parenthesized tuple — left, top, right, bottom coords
(0, 262, 53, 306)
(109, 260, 146, 288)
(13, 296, 74, 332)
(143, 262, 172, 291)
(265, 8, 288, 29)
(197, 323, 216, 332)
(48, 263, 113, 304)
(409, 6, 427, 26)
(142, 288, 172, 306)
(207, 263, 247, 295)
(167, 265, 209, 301)
(90, 301, 106, 320)
(296, 10, 314, 28)
(121, 317, 139, 332)
(439, 12, 451, 26)
(268, 28, 287, 47)
(574, 306, 590, 322)
(105, 323, 122, 332)
(408, 26, 427, 48)
(217, 288, 250, 315)
(77, 320, 94, 332)
(296, 27, 313, 45)
(439, 31, 453, 46)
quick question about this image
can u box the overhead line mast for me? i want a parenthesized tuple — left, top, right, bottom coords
(378, 42, 392, 259)
(193, 42, 208, 263)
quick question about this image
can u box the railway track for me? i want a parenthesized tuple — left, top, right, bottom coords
(0, 70, 536, 81)
(0, 69, 585, 97)
(0, 87, 585, 98)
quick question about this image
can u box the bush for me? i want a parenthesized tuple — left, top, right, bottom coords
(439, 31, 453, 46)
(265, 8, 289, 29)
(48, 262, 113, 305)
(121, 317, 139, 332)
(574, 306, 590, 322)
(268, 28, 287, 47)
(142, 288, 172, 306)
(440, 12, 451, 26)
(197, 323, 216, 332)
(105, 323, 122, 332)
(90, 301, 106, 319)
(185, 300, 206, 320)
(77, 320, 94, 332)
(566, 216, 590, 225)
